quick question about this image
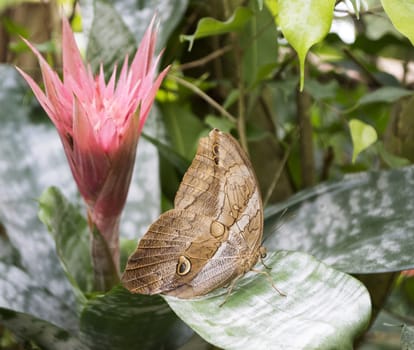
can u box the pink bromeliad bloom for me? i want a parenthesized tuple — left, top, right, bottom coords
(17, 16, 169, 286)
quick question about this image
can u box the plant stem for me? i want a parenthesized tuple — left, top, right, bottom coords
(88, 211, 120, 291)
(171, 74, 237, 123)
(296, 83, 315, 188)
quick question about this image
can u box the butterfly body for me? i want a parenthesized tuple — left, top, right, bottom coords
(122, 129, 264, 298)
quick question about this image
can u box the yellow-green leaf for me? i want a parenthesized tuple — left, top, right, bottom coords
(180, 7, 253, 51)
(381, 0, 414, 45)
(266, 0, 335, 90)
(349, 119, 378, 163)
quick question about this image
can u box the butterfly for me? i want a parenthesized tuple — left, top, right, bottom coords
(122, 128, 269, 299)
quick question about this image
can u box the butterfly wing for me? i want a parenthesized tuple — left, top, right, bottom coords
(166, 166, 264, 298)
(122, 129, 263, 297)
(175, 129, 262, 227)
(122, 209, 226, 294)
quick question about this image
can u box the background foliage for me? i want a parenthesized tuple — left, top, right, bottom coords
(0, 0, 414, 349)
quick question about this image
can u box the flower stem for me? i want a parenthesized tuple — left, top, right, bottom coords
(89, 213, 120, 291)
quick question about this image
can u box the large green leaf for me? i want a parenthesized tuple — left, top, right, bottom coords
(166, 251, 371, 349)
(180, 7, 253, 50)
(241, 1, 278, 88)
(81, 0, 187, 53)
(0, 308, 87, 350)
(0, 65, 79, 329)
(86, 0, 136, 73)
(38, 187, 94, 296)
(264, 165, 414, 273)
(111, 0, 188, 50)
(0, 261, 78, 332)
(142, 132, 190, 174)
(266, 0, 336, 90)
(82, 0, 187, 76)
(79, 285, 192, 350)
(355, 86, 413, 107)
(160, 102, 205, 160)
(0, 224, 22, 267)
(381, 0, 414, 45)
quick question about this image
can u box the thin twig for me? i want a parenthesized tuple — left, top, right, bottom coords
(259, 95, 277, 135)
(342, 47, 382, 87)
(179, 45, 233, 71)
(272, 52, 297, 81)
(170, 74, 237, 123)
(233, 37, 248, 154)
(297, 86, 316, 188)
(263, 142, 292, 207)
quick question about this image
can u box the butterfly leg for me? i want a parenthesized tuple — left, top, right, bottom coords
(250, 268, 286, 297)
(260, 259, 272, 270)
(258, 246, 272, 270)
(219, 274, 243, 307)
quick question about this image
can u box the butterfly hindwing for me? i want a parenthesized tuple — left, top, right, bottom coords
(122, 209, 227, 294)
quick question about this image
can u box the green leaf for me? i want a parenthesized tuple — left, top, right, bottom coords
(160, 102, 205, 160)
(81, 0, 187, 51)
(266, 0, 336, 90)
(205, 115, 236, 133)
(0, 308, 87, 350)
(180, 7, 253, 50)
(142, 132, 190, 175)
(80, 285, 191, 350)
(0, 66, 79, 329)
(264, 165, 414, 274)
(381, 0, 414, 45)
(223, 89, 240, 109)
(0, 224, 22, 267)
(85, 0, 183, 72)
(246, 122, 271, 141)
(385, 273, 414, 325)
(38, 187, 93, 296)
(304, 79, 338, 100)
(376, 142, 410, 168)
(0, 261, 79, 331)
(356, 87, 413, 107)
(86, 0, 137, 73)
(120, 239, 137, 271)
(166, 251, 371, 349)
(349, 119, 377, 162)
(241, 2, 278, 88)
(1, 17, 29, 37)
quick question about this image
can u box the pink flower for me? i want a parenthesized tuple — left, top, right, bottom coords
(17, 16, 169, 287)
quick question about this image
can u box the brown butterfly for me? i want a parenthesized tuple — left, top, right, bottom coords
(122, 128, 269, 298)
